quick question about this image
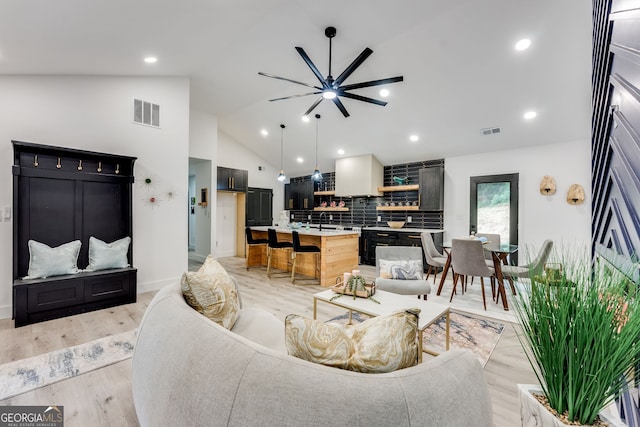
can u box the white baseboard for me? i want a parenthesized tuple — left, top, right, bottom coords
(0, 305, 11, 321)
(137, 276, 179, 294)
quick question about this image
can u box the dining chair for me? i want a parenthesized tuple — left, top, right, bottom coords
(501, 239, 553, 282)
(421, 232, 448, 284)
(245, 227, 269, 270)
(290, 230, 321, 284)
(468, 233, 501, 287)
(266, 228, 293, 278)
(450, 239, 496, 310)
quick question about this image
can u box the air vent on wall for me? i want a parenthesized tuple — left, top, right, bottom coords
(133, 98, 160, 128)
(481, 126, 501, 136)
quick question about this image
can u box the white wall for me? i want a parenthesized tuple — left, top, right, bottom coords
(443, 139, 591, 260)
(0, 75, 190, 319)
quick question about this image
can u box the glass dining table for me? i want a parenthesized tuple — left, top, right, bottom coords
(436, 240, 519, 310)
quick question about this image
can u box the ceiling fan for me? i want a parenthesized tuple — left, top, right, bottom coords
(258, 26, 403, 118)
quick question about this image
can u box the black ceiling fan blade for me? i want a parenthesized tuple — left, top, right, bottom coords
(340, 92, 388, 106)
(268, 91, 322, 102)
(332, 97, 350, 118)
(340, 76, 404, 91)
(304, 97, 324, 116)
(295, 47, 327, 87)
(334, 48, 373, 86)
(258, 72, 322, 90)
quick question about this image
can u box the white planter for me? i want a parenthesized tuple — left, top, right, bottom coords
(518, 384, 626, 427)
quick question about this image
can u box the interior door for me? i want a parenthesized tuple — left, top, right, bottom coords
(469, 173, 518, 249)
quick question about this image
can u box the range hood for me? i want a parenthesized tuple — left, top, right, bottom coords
(334, 154, 383, 197)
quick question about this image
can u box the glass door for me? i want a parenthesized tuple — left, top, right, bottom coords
(470, 173, 519, 250)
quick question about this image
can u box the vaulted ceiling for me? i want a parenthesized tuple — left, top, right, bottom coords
(0, 0, 591, 177)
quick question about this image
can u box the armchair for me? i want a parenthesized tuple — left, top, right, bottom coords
(375, 246, 431, 299)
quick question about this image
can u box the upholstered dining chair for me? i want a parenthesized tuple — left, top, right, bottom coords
(450, 239, 496, 310)
(468, 233, 501, 287)
(421, 232, 448, 284)
(375, 246, 431, 299)
(501, 239, 553, 282)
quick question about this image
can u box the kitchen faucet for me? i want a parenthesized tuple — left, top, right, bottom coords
(318, 212, 327, 231)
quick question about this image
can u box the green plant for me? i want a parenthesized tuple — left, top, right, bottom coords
(514, 249, 640, 425)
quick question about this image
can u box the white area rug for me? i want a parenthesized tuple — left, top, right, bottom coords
(0, 329, 137, 400)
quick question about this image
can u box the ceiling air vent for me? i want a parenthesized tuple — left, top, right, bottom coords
(133, 98, 160, 128)
(481, 126, 501, 136)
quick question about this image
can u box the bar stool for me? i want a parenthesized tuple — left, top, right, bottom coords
(291, 230, 321, 284)
(245, 227, 269, 270)
(267, 228, 293, 278)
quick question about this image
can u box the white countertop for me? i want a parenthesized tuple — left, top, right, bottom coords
(251, 226, 359, 237)
(363, 227, 444, 233)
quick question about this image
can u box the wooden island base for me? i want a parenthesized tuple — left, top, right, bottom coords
(247, 228, 360, 287)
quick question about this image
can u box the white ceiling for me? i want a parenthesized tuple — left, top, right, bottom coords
(0, 0, 591, 177)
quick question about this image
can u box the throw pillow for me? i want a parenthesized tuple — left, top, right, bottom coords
(379, 259, 423, 280)
(24, 240, 82, 279)
(181, 260, 240, 329)
(85, 236, 131, 272)
(285, 308, 420, 373)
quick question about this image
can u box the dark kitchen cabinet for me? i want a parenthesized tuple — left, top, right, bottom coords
(419, 165, 444, 211)
(360, 229, 443, 268)
(217, 166, 248, 192)
(284, 180, 314, 210)
(246, 187, 273, 226)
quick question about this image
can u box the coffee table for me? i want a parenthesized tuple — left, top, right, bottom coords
(313, 289, 450, 363)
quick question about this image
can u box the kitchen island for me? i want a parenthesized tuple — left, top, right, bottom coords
(248, 226, 360, 287)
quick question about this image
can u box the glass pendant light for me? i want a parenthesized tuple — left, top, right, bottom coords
(277, 124, 286, 182)
(311, 114, 323, 181)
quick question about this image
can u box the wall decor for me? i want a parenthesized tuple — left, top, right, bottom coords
(539, 175, 556, 195)
(566, 184, 585, 205)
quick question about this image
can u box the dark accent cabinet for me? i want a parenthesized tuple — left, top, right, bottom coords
(12, 141, 137, 327)
(419, 165, 444, 211)
(359, 229, 443, 267)
(217, 166, 248, 192)
(246, 187, 273, 226)
(284, 180, 314, 210)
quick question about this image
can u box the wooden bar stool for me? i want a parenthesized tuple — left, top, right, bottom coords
(267, 228, 293, 278)
(245, 227, 269, 270)
(291, 230, 321, 284)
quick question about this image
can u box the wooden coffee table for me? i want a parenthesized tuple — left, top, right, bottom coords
(313, 289, 450, 362)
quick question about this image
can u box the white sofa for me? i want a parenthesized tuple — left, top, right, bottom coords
(132, 282, 493, 426)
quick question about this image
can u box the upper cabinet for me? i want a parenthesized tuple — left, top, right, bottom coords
(217, 166, 248, 192)
(419, 165, 444, 210)
(284, 180, 314, 210)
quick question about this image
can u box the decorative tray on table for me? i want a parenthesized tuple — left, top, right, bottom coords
(331, 277, 376, 298)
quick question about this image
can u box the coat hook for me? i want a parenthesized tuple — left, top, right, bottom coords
(77, 160, 83, 171)
(34, 155, 39, 167)
(56, 157, 61, 169)
(97, 161, 102, 172)
(115, 164, 120, 174)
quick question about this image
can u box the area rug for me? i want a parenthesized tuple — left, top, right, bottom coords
(328, 311, 505, 367)
(0, 329, 137, 400)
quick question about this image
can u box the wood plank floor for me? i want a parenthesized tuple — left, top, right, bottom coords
(0, 256, 537, 426)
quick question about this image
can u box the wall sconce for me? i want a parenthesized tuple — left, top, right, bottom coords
(539, 175, 556, 195)
(566, 184, 585, 205)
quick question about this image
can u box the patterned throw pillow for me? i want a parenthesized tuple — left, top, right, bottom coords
(285, 309, 420, 373)
(379, 259, 423, 280)
(24, 240, 82, 279)
(181, 257, 240, 329)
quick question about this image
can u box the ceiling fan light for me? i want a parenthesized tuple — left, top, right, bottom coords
(322, 90, 337, 100)
(277, 170, 286, 182)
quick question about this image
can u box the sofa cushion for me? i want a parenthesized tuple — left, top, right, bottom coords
(284, 309, 420, 373)
(181, 266, 240, 330)
(379, 259, 423, 280)
(231, 307, 287, 354)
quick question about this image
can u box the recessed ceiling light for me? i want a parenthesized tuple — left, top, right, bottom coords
(296, 157, 304, 163)
(144, 56, 158, 64)
(302, 115, 310, 122)
(337, 149, 345, 155)
(379, 89, 390, 98)
(260, 129, 269, 136)
(515, 39, 531, 51)
(524, 111, 537, 120)
(409, 134, 419, 142)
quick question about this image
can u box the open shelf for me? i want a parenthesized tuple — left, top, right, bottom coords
(314, 190, 335, 195)
(376, 206, 420, 211)
(314, 207, 349, 211)
(377, 184, 419, 192)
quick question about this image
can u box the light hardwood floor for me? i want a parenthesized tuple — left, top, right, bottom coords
(0, 257, 536, 426)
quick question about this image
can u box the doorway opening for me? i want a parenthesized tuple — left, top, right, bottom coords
(188, 157, 212, 263)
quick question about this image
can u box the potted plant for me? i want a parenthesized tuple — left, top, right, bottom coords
(513, 248, 640, 426)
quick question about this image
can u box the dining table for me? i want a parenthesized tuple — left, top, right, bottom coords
(436, 240, 519, 310)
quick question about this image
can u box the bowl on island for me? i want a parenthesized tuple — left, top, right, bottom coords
(386, 221, 405, 229)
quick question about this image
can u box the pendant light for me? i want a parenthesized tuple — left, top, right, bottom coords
(277, 124, 286, 182)
(311, 114, 323, 181)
